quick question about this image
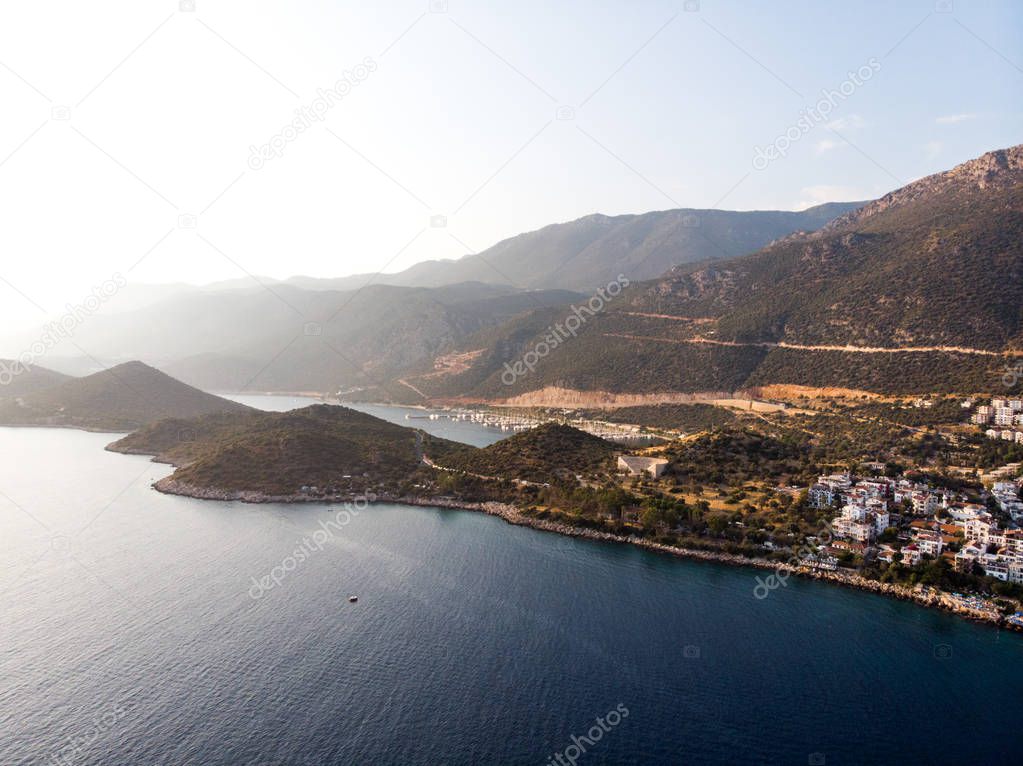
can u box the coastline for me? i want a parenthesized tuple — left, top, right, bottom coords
(153, 477, 1018, 632)
(215, 390, 331, 398)
(0, 422, 132, 434)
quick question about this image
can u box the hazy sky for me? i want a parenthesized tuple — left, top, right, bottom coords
(0, 0, 1021, 331)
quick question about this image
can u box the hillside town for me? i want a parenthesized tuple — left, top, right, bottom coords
(806, 465, 1023, 587)
(970, 397, 1023, 443)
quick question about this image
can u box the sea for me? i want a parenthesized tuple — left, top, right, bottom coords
(1, 394, 1019, 765)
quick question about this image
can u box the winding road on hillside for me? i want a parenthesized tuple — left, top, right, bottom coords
(602, 331, 1021, 357)
(421, 452, 547, 488)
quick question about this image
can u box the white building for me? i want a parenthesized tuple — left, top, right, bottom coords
(964, 517, 998, 545)
(909, 491, 939, 516)
(946, 503, 987, 522)
(617, 455, 668, 478)
(808, 483, 836, 509)
(832, 517, 874, 543)
(955, 543, 984, 572)
(995, 408, 1016, 426)
(912, 530, 943, 558)
(901, 545, 923, 567)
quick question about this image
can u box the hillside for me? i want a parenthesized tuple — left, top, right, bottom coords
(0, 361, 72, 399)
(304, 202, 864, 293)
(663, 428, 812, 488)
(10, 205, 862, 395)
(0, 361, 252, 431)
(404, 146, 1023, 399)
(637, 145, 1023, 350)
(108, 404, 463, 496)
(437, 423, 618, 483)
(581, 403, 737, 432)
(60, 282, 581, 394)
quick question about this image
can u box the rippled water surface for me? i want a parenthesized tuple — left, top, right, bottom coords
(1, 407, 1020, 765)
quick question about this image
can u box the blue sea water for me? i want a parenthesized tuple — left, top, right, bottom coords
(1, 404, 1020, 765)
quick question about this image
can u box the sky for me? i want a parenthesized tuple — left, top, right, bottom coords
(0, 0, 1021, 334)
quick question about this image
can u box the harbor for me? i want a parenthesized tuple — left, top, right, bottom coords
(403, 407, 663, 444)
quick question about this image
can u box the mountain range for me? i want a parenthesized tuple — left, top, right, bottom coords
(45, 282, 580, 392)
(284, 202, 863, 293)
(12, 202, 865, 394)
(3, 145, 1019, 402)
(399, 145, 1023, 400)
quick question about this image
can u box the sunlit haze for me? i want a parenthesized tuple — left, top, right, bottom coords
(3, 4, 1023, 764)
(0, 0, 1020, 335)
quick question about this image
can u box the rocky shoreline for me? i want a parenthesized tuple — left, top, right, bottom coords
(154, 477, 1018, 632)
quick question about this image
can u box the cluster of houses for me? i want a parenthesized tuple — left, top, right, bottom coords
(807, 469, 1023, 584)
(955, 505, 1023, 584)
(971, 398, 1023, 443)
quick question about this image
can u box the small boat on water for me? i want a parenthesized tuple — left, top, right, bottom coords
(348, 595, 358, 603)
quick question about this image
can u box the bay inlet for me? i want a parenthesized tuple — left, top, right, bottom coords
(1, 396, 1020, 764)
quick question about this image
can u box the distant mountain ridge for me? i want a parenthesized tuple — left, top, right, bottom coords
(59, 282, 582, 394)
(19, 200, 864, 394)
(302, 202, 865, 293)
(0, 360, 72, 398)
(640, 145, 1023, 350)
(401, 145, 1023, 399)
(821, 145, 1023, 233)
(0, 361, 251, 431)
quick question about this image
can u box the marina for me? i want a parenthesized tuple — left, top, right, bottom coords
(403, 407, 664, 444)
